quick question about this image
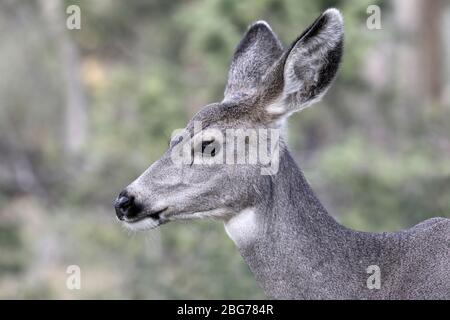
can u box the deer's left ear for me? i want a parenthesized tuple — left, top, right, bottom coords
(266, 8, 344, 116)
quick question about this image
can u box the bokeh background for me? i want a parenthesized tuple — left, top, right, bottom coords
(1, 0, 449, 299)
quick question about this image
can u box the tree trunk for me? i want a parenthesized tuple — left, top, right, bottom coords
(40, 0, 88, 154)
(420, 0, 443, 107)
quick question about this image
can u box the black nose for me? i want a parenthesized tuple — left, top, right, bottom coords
(114, 191, 139, 220)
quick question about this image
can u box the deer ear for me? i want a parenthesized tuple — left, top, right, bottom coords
(224, 21, 283, 101)
(266, 9, 344, 116)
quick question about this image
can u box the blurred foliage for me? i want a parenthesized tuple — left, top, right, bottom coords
(0, 0, 449, 299)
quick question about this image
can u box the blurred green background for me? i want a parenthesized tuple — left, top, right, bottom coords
(1, 0, 449, 299)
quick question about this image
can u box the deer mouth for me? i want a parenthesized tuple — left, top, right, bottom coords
(123, 207, 168, 224)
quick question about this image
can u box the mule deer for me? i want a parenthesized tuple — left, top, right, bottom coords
(114, 9, 450, 299)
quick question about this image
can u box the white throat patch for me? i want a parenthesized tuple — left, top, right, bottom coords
(224, 208, 258, 247)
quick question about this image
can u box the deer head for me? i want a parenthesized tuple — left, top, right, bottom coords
(114, 9, 343, 231)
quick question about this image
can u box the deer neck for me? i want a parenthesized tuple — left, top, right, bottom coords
(224, 150, 353, 299)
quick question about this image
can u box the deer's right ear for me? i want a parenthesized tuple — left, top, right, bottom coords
(224, 21, 283, 100)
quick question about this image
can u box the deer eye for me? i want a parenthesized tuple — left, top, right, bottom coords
(201, 140, 218, 157)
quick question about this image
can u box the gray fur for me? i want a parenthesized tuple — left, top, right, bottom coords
(236, 151, 450, 299)
(224, 21, 283, 100)
(118, 9, 450, 299)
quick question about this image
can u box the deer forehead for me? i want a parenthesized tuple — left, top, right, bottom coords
(187, 99, 275, 130)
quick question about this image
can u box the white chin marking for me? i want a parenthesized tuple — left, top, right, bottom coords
(122, 218, 160, 231)
(224, 208, 257, 247)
